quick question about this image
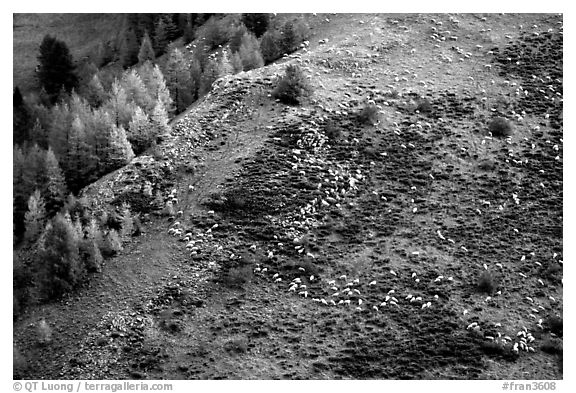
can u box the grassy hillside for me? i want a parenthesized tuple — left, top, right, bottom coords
(13, 13, 124, 94)
(14, 13, 563, 380)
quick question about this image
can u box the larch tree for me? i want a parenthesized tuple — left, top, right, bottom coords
(121, 69, 154, 114)
(259, 30, 282, 64)
(104, 79, 135, 129)
(66, 116, 93, 193)
(43, 147, 68, 217)
(24, 189, 47, 243)
(138, 62, 173, 114)
(13, 146, 28, 239)
(150, 99, 171, 141)
(36, 214, 84, 300)
(238, 32, 264, 71)
(107, 124, 135, 169)
(189, 57, 202, 100)
(199, 56, 221, 96)
(119, 28, 139, 68)
(229, 24, 249, 54)
(280, 20, 298, 54)
(230, 51, 243, 74)
(164, 48, 193, 114)
(47, 102, 73, 161)
(137, 30, 156, 64)
(128, 106, 153, 154)
(84, 73, 107, 107)
(219, 49, 234, 77)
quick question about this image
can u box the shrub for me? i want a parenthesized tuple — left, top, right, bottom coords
(416, 98, 433, 114)
(79, 237, 103, 273)
(324, 120, 342, 141)
(480, 340, 504, 356)
(548, 316, 563, 337)
(13, 345, 27, 378)
(224, 338, 248, 354)
(100, 229, 123, 257)
(541, 338, 563, 354)
(357, 104, 379, 125)
(222, 265, 253, 288)
(477, 271, 497, 294)
(13, 255, 33, 320)
(120, 203, 134, 239)
(36, 319, 52, 346)
(272, 65, 313, 105)
(488, 117, 513, 137)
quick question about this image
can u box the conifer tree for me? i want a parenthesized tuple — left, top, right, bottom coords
(47, 102, 73, 160)
(164, 48, 194, 113)
(241, 14, 270, 38)
(154, 15, 179, 56)
(119, 28, 139, 68)
(229, 24, 249, 54)
(189, 57, 202, 100)
(138, 62, 174, 114)
(121, 69, 154, 113)
(22, 144, 48, 202)
(238, 32, 264, 71)
(183, 14, 195, 44)
(13, 87, 32, 146)
(199, 56, 221, 96)
(36, 214, 84, 300)
(219, 49, 234, 77)
(104, 79, 135, 129)
(280, 21, 298, 54)
(260, 30, 282, 64)
(13, 146, 28, 240)
(202, 17, 229, 50)
(107, 124, 135, 169)
(84, 73, 107, 107)
(37, 35, 78, 102)
(43, 147, 68, 216)
(128, 106, 153, 154)
(230, 52, 243, 74)
(150, 99, 171, 141)
(24, 190, 47, 243)
(138, 30, 156, 64)
(66, 116, 92, 193)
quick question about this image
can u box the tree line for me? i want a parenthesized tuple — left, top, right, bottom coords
(13, 13, 311, 313)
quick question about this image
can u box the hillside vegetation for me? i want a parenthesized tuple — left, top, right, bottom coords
(13, 14, 124, 94)
(13, 13, 562, 380)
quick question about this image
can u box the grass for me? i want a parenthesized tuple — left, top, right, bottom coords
(13, 14, 124, 94)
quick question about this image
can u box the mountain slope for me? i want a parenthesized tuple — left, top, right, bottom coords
(14, 13, 563, 380)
